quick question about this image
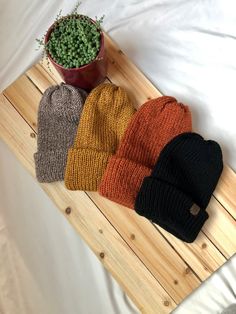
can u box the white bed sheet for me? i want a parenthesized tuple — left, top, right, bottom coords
(1, 1, 236, 313)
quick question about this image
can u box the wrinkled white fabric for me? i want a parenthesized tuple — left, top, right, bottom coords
(0, 0, 77, 91)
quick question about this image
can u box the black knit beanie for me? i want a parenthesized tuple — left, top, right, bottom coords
(135, 132, 223, 243)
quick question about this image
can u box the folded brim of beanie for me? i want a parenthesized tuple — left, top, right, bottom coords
(34, 149, 68, 183)
(98, 156, 152, 209)
(65, 148, 111, 191)
(135, 177, 209, 243)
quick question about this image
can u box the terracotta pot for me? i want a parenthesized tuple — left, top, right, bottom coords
(45, 16, 107, 91)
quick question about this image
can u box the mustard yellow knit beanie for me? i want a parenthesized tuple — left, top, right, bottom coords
(65, 83, 135, 191)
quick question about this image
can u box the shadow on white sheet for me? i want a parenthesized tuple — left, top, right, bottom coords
(0, 140, 139, 314)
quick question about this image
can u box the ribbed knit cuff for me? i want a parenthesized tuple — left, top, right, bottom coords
(98, 156, 151, 209)
(34, 149, 68, 182)
(135, 177, 209, 242)
(65, 148, 111, 191)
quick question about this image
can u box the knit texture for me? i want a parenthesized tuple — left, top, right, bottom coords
(65, 83, 135, 191)
(34, 83, 87, 182)
(135, 132, 223, 243)
(99, 96, 192, 208)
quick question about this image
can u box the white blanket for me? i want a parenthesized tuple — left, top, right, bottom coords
(1, 1, 236, 313)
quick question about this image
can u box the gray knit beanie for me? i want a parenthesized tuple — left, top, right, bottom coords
(34, 83, 87, 182)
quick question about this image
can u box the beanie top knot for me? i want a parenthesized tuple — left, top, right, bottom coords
(135, 132, 223, 242)
(99, 95, 192, 208)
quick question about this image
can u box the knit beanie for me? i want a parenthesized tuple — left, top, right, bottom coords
(135, 132, 223, 243)
(64, 83, 135, 191)
(34, 83, 87, 182)
(98, 96, 192, 208)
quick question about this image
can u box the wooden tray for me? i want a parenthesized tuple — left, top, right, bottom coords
(0, 33, 235, 314)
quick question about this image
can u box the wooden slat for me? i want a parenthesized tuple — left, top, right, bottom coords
(0, 93, 175, 314)
(38, 60, 231, 272)
(153, 225, 226, 280)
(27, 63, 229, 276)
(202, 197, 236, 258)
(40, 58, 64, 84)
(88, 192, 200, 301)
(214, 166, 236, 219)
(3, 75, 40, 130)
(5, 70, 201, 304)
(91, 193, 228, 279)
(154, 198, 236, 263)
(27, 64, 56, 92)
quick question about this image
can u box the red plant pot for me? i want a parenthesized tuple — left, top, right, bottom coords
(45, 16, 107, 91)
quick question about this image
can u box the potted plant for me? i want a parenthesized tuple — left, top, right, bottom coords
(37, 5, 107, 91)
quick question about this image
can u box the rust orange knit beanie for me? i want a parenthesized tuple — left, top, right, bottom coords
(98, 96, 192, 208)
(65, 83, 135, 191)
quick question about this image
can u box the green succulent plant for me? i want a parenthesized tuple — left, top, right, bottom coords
(36, 2, 104, 69)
